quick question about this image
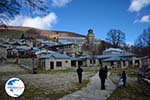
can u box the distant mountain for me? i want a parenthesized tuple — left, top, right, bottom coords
(0, 26, 86, 39)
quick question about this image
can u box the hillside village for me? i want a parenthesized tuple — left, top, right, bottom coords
(0, 27, 150, 100)
(0, 27, 141, 70)
(0, 0, 150, 99)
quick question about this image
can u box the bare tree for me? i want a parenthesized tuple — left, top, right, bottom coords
(0, 0, 48, 24)
(106, 29, 125, 48)
(134, 26, 150, 56)
(135, 27, 150, 47)
(97, 40, 112, 54)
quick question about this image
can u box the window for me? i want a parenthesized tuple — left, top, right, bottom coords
(65, 61, 68, 63)
(56, 61, 62, 67)
(42, 61, 45, 68)
(123, 61, 125, 66)
(93, 59, 96, 64)
(90, 60, 92, 64)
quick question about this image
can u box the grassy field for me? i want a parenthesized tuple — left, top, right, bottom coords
(0, 63, 97, 100)
(22, 80, 89, 100)
(108, 82, 150, 100)
(108, 68, 150, 100)
(38, 67, 99, 74)
(0, 79, 89, 100)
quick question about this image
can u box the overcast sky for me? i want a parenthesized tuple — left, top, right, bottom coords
(9, 0, 150, 45)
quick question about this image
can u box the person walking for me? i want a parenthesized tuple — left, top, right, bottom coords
(104, 66, 108, 79)
(121, 71, 127, 87)
(76, 65, 83, 83)
(99, 67, 107, 90)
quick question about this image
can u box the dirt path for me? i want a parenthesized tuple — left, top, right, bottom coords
(59, 72, 116, 100)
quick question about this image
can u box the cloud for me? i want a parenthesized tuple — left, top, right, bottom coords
(128, 0, 150, 12)
(52, 0, 72, 7)
(9, 12, 57, 29)
(134, 15, 150, 23)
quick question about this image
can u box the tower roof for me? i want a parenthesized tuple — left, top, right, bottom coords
(87, 29, 94, 37)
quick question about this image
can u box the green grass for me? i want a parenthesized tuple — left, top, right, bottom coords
(38, 68, 98, 74)
(0, 58, 16, 64)
(0, 64, 94, 100)
(109, 68, 138, 77)
(83, 68, 99, 73)
(108, 83, 150, 100)
(0, 71, 28, 79)
(108, 68, 150, 100)
(38, 69, 74, 74)
(74, 80, 89, 89)
(107, 84, 133, 100)
(109, 68, 129, 74)
(0, 67, 90, 100)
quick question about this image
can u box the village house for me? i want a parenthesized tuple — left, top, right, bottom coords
(16, 46, 37, 58)
(71, 55, 99, 67)
(97, 48, 140, 69)
(58, 36, 86, 54)
(35, 50, 56, 58)
(16, 39, 33, 47)
(58, 36, 86, 44)
(70, 48, 140, 69)
(0, 37, 9, 43)
(141, 56, 150, 66)
(43, 42, 79, 57)
(38, 53, 71, 70)
(7, 48, 18, 58)
(80, 55, 99, 67)
(138, 56, 150, 83)
(0, 45, 7, 60)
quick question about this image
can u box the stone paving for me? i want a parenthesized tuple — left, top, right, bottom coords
(59, 72, 116, 100)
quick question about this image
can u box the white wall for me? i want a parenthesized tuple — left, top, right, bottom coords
(86, 59, 99, 67)
(0, 48, 7, 59)
(44, 58, 71, 70)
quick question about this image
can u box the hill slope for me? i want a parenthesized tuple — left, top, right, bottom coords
(0, 26, 86, 39)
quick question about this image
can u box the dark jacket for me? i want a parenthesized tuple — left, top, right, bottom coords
(99, 68, 107, 79)
(121, 72, 127, 80)
(77, 67, 83, 75)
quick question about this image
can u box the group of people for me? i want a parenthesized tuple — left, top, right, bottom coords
(76, 66, 127, 90)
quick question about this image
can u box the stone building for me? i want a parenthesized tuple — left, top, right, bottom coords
(87, 29, 95, 44)
(97, 48, 140, 69)
(81, 29, 101, 55)
(38, 53, 71, 70)
(0, 45, 7, 60)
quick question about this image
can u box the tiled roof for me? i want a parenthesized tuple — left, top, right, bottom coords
(35, 50, 56, 55)
(0, 45, 7, 48)
(80, 55, 96, 59)
(43, 42, 76, 48)
(102, 57, 128, 61)
(16, 46, 31, 50)
(104, 48, 123, 53)
(39, 53, 71, 59)
(97, 52, 136, 58)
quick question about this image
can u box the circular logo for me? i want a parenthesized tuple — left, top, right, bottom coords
(5, 78, 25, 97)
